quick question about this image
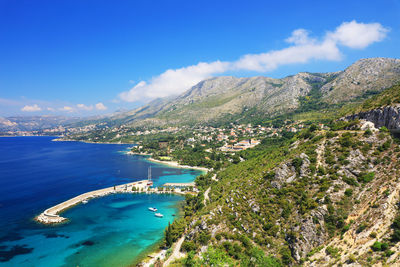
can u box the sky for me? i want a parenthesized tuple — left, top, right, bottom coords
(0, 0, 400, 117)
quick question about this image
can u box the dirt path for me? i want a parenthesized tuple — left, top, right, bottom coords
(315, 138, 326, 168)
(163, 236, 185, 266)
(203, 187, 211, 206)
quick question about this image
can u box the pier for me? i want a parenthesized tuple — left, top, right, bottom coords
(35, 180, 150, 224)
(163, 182, 195, 187)
(35, 180, 197, 225)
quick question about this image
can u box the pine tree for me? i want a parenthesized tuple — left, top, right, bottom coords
(165, 222, 173, 247)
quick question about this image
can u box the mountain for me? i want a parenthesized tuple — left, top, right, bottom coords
(100, 57, 400, 128)
(0, 115, 81, 132)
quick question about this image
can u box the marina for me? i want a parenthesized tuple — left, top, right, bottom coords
(35, 180, 198, 224)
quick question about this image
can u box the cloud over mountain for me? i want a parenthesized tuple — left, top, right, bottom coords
(21, 104, 42, 112)
(119, 20, 389, 102)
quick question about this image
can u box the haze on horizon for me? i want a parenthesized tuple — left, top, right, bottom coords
(1, 0, 399, 117)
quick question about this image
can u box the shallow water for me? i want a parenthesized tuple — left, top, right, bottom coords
(0, 136, 201, 266)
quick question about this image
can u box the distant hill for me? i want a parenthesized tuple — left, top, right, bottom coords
(0, 115, 81, 132)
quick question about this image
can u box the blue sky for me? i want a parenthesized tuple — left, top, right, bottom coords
(0, 0, 399, 116)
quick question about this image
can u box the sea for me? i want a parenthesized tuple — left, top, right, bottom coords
(0, 136, 202, 266)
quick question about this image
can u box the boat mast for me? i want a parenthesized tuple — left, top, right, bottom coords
(148, 166, 152, 182)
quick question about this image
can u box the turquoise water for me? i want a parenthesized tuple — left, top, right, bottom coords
(0, 137, 202, 266)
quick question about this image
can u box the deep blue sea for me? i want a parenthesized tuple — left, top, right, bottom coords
(0, 136, 202, 266)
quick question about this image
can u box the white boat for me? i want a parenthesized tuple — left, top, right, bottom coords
(82, 200, 88, 204)
(148, 207, 157, 212)
(155, 213, 163, 218)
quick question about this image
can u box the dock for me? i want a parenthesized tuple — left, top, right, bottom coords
(35, 180, 198, 225)
(163, 182, 195, 187)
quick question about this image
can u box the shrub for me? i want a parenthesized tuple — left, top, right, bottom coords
(344, 188, 353, 197)
(364, 129, 373, 137)
(198, 232, 211, 245)
(371, 241, 389, 251)
(356, 223, 367, 233)
(325, 246, 340, 258)
(342, 176, 359, 186)
(181, 240, 198, 252)
(292, 158, 303, 175)
(380, 126, 389, 132)
(309, 124, 318, 132)
(391, 215, 400, 242)
(357, 172, 375, 183)
(200, 246, 233, 266)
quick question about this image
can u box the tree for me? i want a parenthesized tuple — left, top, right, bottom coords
(165, 222, 173, 247)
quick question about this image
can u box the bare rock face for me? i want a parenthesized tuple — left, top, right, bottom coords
(272, 163, 296, 189)
(272, 153, 310, 189)
(287, 206, 328, 261)
(346, 104, 400, 131)
(322, 58, 400, 103)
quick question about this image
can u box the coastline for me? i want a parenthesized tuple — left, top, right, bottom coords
(52, 138, 135, 145)
(32, 138, 205, 265)
(139, 200, 186, 267)
(146, 157, 210, 173)
(137, 158, 208, 266)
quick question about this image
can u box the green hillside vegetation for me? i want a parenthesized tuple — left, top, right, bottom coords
(170, 125, 400, 266)
(161, 86, 400, 266)
(350, 83, 400, 114)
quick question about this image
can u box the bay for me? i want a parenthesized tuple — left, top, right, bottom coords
(0, 136, 201, 266)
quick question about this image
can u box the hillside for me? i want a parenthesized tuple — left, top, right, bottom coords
(0, 115, 80, 132)
(169, 122, 400, 266)
(152, 83, 400, 266)
(101, 57, 400, 128)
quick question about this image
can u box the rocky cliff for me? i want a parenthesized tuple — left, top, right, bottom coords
(346, 104, 400, 132)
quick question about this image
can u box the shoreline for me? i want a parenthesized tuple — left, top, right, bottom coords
(146, 157, 210, 173)
(52, 138, 135, 145)
(140, 199, 186, 267)
(30, 139, 205, 265)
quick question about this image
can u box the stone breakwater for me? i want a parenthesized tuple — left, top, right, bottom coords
(35, 180, 151, 224)
(35, 180, 197, 225)
(346, 104, 400, 132)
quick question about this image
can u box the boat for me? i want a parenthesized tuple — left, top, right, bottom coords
(154, 213, 163, 218)
(147, 167, 153, 186)
(82, 200, 88, 204)
(148, 207, 157, 212)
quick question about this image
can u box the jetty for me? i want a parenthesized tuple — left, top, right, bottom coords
(35, 180, 150, 224)
(163, 182, 195, 187)
(35, 180, 198, 225)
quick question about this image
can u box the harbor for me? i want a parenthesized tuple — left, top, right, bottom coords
(35, 179, 197, 225)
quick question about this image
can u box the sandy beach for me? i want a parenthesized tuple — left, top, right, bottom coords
(146, 157, 210, 173)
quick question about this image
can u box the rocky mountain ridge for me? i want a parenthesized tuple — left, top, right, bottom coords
(105, 57, 400, 127)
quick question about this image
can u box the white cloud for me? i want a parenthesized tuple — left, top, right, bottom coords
(59, 106, 74, 112)
(77, 104, 93, 111)
(119, 20, 389, 102)
(285, 29, 313, 45)
(119, 61, 229, 102)
(327, 20, 389, 49)
(95, 102, 107, 110)
(21, 104, 41, 112)
(47, 107, 55, 111)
